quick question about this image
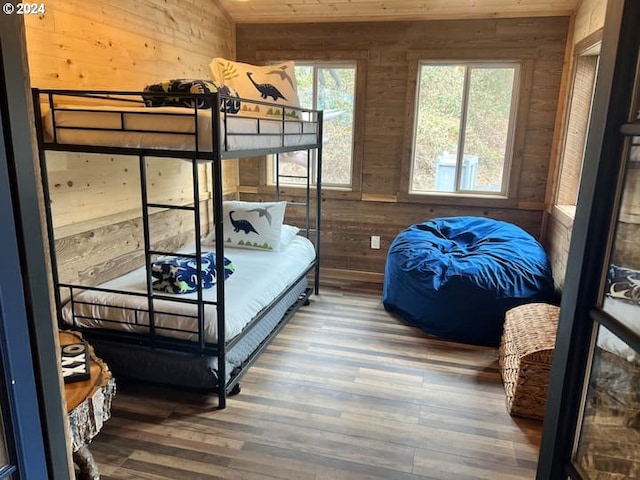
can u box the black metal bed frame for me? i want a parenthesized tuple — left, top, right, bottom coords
(32, 88, 323, 408)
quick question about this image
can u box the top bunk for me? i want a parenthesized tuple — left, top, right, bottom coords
(32, 88, 323, 161)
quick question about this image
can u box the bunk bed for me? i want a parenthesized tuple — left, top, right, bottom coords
(32, 88, 323, 408)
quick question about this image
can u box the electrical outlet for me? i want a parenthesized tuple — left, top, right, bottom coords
(371, 235, 381, 249)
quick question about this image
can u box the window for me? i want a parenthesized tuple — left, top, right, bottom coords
(274, 62, 356, 187)
(410, 62, 519, 195)
(555, 40, 601, 219)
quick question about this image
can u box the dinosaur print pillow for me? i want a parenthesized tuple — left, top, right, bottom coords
(209, 58, 301, 119)
(151, 252, 235, 294)
(204, 200, 287, 252)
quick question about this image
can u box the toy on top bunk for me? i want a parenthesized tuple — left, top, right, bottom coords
(142, 57, 303, 120)
(142, 78, 241, 113)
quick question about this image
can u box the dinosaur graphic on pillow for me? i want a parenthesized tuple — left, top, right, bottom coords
(247, 205, 275, 226)
(246, 72, 287, 102)
(229, 211, 258, 235)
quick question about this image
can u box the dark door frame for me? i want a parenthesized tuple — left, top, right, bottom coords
(537, 0, 640, 477)
(0, 108, 49, 478)
(0, 13, 71, 480)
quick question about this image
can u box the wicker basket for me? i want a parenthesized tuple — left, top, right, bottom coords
(498, 303, 560, 420)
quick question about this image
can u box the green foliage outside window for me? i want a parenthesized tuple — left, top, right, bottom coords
(277, 64, 356, 187)
(412, 63, 517, 194)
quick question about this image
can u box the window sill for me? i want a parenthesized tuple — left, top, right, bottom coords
(241, 184, 362, 201)
(397, 191, 521, 209)
(552, 204, 576, 228)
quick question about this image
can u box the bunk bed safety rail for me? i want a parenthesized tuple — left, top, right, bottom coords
(59, 283, 221, 344)
(34, 89, 321, 160)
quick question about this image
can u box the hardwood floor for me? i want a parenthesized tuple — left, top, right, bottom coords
(92, 285, 542, 480)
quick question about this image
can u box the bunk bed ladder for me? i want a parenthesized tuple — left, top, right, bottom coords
(120, 100, 220, 405)
(137, 153, 207, 354)
(138, 155, 158, 348)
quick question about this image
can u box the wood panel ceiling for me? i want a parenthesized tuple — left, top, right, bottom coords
(217, 0, 579, 24)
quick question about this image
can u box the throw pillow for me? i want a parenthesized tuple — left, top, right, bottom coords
(204, 222, 298, 250)
(205, 201, 287, 252)
(209, 58, 301, 119)
(151, 252, 235, 294)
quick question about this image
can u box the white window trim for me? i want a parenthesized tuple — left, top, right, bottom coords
(409, 60, 521, 197)
(268, 60, 358, 189)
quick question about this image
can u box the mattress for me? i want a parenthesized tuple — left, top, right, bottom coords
(42, 105, 319, 153)
(61, 235, 316, 344)
(89, 278, 309, 387)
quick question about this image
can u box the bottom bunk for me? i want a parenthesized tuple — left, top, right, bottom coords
(59, 235, 316, 405)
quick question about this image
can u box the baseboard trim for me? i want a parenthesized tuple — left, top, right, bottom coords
(321, 267, 384, 284)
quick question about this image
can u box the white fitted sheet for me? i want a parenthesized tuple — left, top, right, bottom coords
(43, 105, 318, 153)
(61, 236, 316, 343)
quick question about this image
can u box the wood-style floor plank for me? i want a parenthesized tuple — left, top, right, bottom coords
(92, 285, 541, 479)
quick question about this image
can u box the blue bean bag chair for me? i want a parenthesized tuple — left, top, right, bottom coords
(383, 216, 554, 346)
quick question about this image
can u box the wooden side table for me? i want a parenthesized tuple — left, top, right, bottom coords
(60, 331, 116, 480)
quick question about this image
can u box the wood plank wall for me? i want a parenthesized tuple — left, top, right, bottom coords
(236, 17, 569, 278)
(25, 0, 234, 89)
(573, 0, 607, 46)
(543, 0, 608, 290)
(545, 211, 572, 291)
(24, 0, 236, 285)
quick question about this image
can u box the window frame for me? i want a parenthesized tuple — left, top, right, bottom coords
(553, 29, 603, 221)
(399, 52, 534, 207)
(252, 52, 366, 198)
(407, 60, 521, 198)
(269, 60, 359, 190)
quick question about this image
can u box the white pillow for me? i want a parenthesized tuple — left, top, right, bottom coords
(204, 222, 299, 249)
(281, 224, 300, 247)
(209, 58, 301, 119)
(203, 201, 287, 252)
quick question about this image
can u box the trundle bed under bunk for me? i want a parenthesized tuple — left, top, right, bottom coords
(33, 88, 323, 408)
